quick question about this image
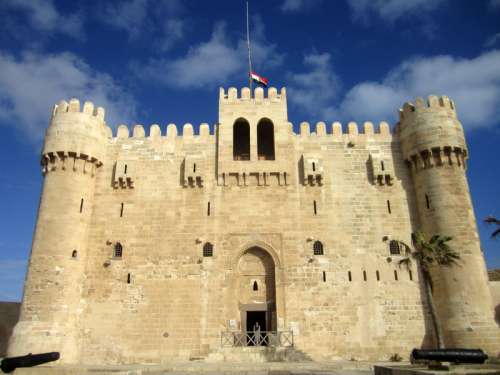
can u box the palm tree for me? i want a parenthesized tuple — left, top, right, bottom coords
(396, 231, 461, 349)
(484, 216, 500, 239)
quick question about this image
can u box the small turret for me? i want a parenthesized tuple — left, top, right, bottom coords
(398, 96, 500, 352)
(8, 99, 108, 363)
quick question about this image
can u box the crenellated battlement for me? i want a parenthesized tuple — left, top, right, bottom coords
(294, 121, 392, 137)
(114, 122, 214, 139)
(219, 86, 286, 103)
(52, 98, 106, 121)
(398, 95, 456, 124)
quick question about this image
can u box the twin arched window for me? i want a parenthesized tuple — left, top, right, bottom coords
(233, 118, 275, 161)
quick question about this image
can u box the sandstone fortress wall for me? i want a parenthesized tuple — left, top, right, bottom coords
(7, 87, 500, 364)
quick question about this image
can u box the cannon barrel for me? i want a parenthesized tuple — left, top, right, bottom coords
(411, 348, 488, 364)
(1, 352, 60, 373)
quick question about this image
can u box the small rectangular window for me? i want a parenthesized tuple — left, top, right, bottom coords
(127, 273, 131, 284)
(193, 163, 196, 173)
(322, 271, 326, 282)
(376, 270, 380, 281)
(312, 162, 316, 172)
(207, 202, 211, 216)
(348, 271, 352, 282)
(394, 270, 398, 281)
(313, 200, 317, 215)
(387, 200, 391, 214)
(425, 194, 431, 209)
(381, 160, 385, 171)
(363, 270, 367, 281)
(409, 270, 413, 281)
(80, 198, 84, 213)
(120, 203, 124, 217)
(124, 164, 128, 174)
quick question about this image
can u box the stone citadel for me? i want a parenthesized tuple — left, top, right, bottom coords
(6, 86, 500, 364)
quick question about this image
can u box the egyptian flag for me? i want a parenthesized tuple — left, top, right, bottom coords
(250, 71, 269, 87)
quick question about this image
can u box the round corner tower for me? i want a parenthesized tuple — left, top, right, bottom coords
(398, 96, 500, 352)
(7, 99, 110, 363)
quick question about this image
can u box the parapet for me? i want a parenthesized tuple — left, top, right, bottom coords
(219, 87, 286, 103)
(52, 98, 106, 121)
(295, 121, 392, 138)
(399, 95, 457, 124)
(112, 123, 215, 139)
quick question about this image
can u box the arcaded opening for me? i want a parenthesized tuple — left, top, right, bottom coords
(233, 119, 250, 160)
(257, 119, 275, 160)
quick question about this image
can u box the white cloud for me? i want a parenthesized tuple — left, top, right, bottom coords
(280, 0, 322, 12)
(139, 19, 284, 89)
(0, 51, 137, 141)
(346, 0, 446, 23)
(100, 0, 185, 51)
(485, 33, 500, 48)
(1, 0, 85, 39)
(287, 53, 340, 119)
(0, 260, 27, 302)
(289, 50, 500, 129)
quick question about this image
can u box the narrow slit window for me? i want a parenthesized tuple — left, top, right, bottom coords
(313, 200, 317, 215)
(425, 194, 431, 209)
(322, 271, 326, 282)
(381, 160, 385, 171)
(207, 202, 211, 216)
(193, 163, 196, 173)
(387, 200, 391, 214)
(312, 162, 316, 172)
(376, 270, 380, 281)
(394, 270, 398, 281)
(114, 242, 123, 258)
(124, 164, 128, 174)
(120, 203, 124, 217)
(409, 270, 413, 281)
(127, 273, 131, 284)
(253, 281, 258, 291)
(203, 242, 213, 257)
(363, 270, 367, 281)
(313, 241, 324, 255)
(80, 198, 84, 213)
(348, 271, 352, 282)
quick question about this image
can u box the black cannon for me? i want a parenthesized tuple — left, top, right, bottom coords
(411, 348, 488, 364)
(1, 352, 60, 373)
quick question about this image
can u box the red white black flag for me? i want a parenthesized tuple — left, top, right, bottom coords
(250, 71, 269, 87)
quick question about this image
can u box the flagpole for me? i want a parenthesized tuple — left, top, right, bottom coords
(246, 1, 253, 95)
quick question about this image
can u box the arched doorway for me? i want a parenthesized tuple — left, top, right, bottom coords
(237, 247, 276, 333)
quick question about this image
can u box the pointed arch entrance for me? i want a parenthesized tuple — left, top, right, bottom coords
(237, 247, 277, 332)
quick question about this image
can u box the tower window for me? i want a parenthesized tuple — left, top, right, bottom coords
(80, 198, 84, 213)
(363, 270, 367, 281)
(203, 242, 213, 257)
(207, 202, 211, 216)
(409, 270, 413, 281)
(425, 194, 431, 209)
(124, 164, 128, 174)
(72, 250, 78, 258)
(233, 119, 250, 160)
(193, 163, 196, 173)
(348, 271, 352, 282)
(387, 200, 391, 214)
(313, 200, 317, 215)
(312, 162, 316, 172)
(257, 118, 275, 160)
(127, 273, 131, 284)
(253, 281, 258, 291)
(376, 270, 380, 281)
(313, 241, 324, 255)
(120, 203, 124, 217)
(389, 240, 401, 255)
(114, 242, 123, 258)
(381, 161, 385, 171)
(322, 271, 326, 282)
(394, 270, 398, 281)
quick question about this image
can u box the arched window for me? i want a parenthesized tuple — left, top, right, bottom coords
(257, 119, 275, 160)
(71, 250, 78, 258)
(114, 242, 123, 258)
(313, 241, 324, 255)
(233, 119, 250, 160)
(253, 281, 258, 291)
(203, 242, 213, 257)
(389, 240, 400, 255)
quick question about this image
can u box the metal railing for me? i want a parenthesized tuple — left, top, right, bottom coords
(221, 331, 294, 347)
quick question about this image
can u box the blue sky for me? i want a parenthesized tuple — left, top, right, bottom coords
(0, 0, 499, 301)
